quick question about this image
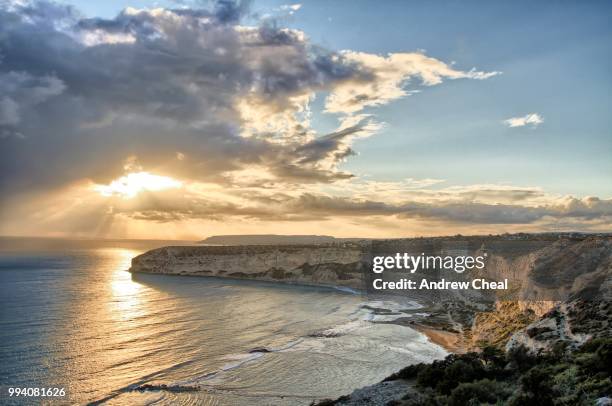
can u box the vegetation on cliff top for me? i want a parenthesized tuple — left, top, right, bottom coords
(380, 337, 611, 405)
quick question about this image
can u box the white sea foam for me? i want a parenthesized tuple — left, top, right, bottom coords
(220, 352, 265, 371)
(333, 286, 360, 295)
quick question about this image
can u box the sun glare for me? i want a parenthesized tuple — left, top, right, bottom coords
(95, 171, 182, 198)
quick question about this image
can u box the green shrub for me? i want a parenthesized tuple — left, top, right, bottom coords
(449, 379, 510, 405)
(383, 363, 424, 382)
(383, 337, 611, 406)
(416, 362, 446, 389)
(520, 366, 554, 404)
(506, 344, 538, 372)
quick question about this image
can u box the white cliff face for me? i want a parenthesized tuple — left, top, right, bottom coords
(505, 301, 601, 355)
(470, 238, 611, 351)
(130, 236, 612, 295)
(130, 236, 611, 351)
(130, 245, 366, 289)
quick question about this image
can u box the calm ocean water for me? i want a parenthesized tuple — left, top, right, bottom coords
(0, 238, 446, 405)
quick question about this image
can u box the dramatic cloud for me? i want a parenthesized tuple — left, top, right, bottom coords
(504, 113, 543, 128)
(113, 189, 611, 228)
(81, 179, 609, 227)
(326, 52, 500, 114)
(0, 0, 499, 196)
(2, 173, 611, 238)
(1, 0, 606, 238)
(0, 71, 65, 138)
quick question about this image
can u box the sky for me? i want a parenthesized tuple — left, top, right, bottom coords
(0, 0, 610, 239)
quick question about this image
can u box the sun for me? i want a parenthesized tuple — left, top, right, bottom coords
(94, 171, 182, 198)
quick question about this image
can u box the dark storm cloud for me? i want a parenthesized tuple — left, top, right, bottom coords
(0, 0, 372, 196)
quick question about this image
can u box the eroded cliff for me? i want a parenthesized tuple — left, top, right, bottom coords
(130, 244, 366, 289)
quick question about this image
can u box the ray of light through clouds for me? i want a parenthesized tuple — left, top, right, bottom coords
(0, 0, 610, 238)
(94, 172, 183, 198)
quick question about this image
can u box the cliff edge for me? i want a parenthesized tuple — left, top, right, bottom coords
(130, 244, 365, 289)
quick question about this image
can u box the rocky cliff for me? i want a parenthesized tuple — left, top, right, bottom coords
(130, 244, 365, 289)
(130, 234, 610, 302)
(130, 235, 611, 352)
(315, 235, 612, 406)
(469, 237, 612, 352)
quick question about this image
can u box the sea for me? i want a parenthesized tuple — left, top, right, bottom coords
(0, 238, 447, 405)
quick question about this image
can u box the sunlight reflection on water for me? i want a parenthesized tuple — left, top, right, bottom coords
(108, 249, 146, 320)
(0, 242, 446, 405)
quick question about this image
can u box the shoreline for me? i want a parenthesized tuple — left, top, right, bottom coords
(373, 316, 467, 354)
(132, 269, 464, 354)
(130, 269, 365, 294)
(411, 324, 466, 354)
